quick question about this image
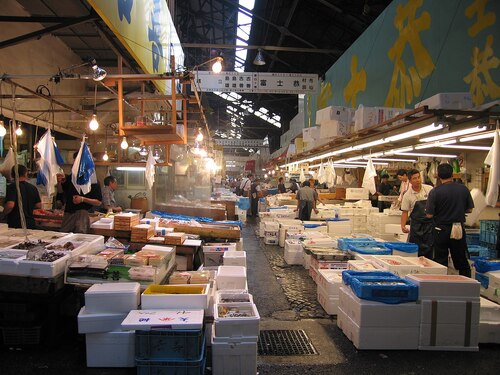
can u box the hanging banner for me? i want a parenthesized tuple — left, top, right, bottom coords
(245, 160, 256, 173)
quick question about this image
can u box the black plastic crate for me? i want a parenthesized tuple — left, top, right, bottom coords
(1, 326, 42, 346)
(136, 329, 204, 360)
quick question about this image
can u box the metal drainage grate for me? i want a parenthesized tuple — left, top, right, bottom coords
(258, 329, 318, 356)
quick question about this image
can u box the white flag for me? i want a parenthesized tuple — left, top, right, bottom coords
(36, 129, 62, 196)
(484, 129, 500, 206)
(71, 140, 95, 195)
(145, 150, 156, 190)
(362, 158, 378, 195)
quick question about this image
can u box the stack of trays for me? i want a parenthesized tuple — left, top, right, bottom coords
(130, 224, 154, 242)
(113, 213, 140, 230)
(316, 269, 343, 315)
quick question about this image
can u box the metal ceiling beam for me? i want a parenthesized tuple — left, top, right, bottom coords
(0, 14, 97, 50)
(182, 43, 341, 54)
(0, 15, 91, 23)
(268, 0, 299, 72)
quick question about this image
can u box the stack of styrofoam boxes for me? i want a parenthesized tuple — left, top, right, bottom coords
(347, 259, 381, 271)
(345, 188, 369, 201)
(203, 243, 237, 268)
(406, 274, 481, 351)
(475, 268, 500, 304)
(78, 282, 141, 367)
(223, 251, 247, 267)
(296, 232, 333, 269)
(259, 217, 275, 237)
(479, 297, 500, 344)
(367, 212, 402, 240)
(212, 291, 260, 375)
(264, 222, 280, 245)
(284, 239, 304, 265)
(327, 219, 352, 236)
(140, 284, 211, 310)
(121, 309, 205, 373)
(385, 223, 409, 242)
(337, 284, 421, 349)
(315, 106, 354, 144)
(316, 269, 343, 315)
(302, 126, 321, 151)
(371, 255, 447, 277)
(217, 266, 247, 291)
(278, 220, 304, 247)
(353, 105, 407, 132)
(308, 248, 353, 284)
(414, 92, 473, 110)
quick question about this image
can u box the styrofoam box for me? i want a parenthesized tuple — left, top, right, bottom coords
(419, 323, 478, 351)
(279, 225, 304, 247)
(327, 220, 352, 236)
(90, 220, 114, 230)
(211, 328, 258, 375)
(339, 286, 420, 328)
(347, 260, 380, 271)
(204, 251, 225, 267)
(204, 243, 237, 252)
(214, 302, 260, 338)
(309, 265, 318, 283)
(318, 119, 350, 139)
(85, 282, 140, 314)
(121, 309, 204, 330)
(285, 239, 303, 253)
(78, 306, 128, 334)
(405, 257, 447, 275)
(13, 252, 71, 278)
(478, 321, 500, 344)
(370, 255, 422, 277)
(223, 251, 247, 267)
(385, 224, 406, 235)
(480, 297, 500, 322)
(141, 284, 210, 310)
(337, 306, 419, 350)
(217, 266, 247, 290)
(317, 284, 339, 315)
(405, 274, 480, 300)
(414, 92, 473, 110)
(316, 105, 353, 124)
(302, 126, 320, 142)
(304, 252, 311, 270)
(420, 300, 480, 326)
(264, 237, 279, 246)
(317, 269, 343, 296)
(264, 222, 280, 231)
(284, 249, 303, 265)
(55, 233, 105, 257)
(216, 291, 253, 305)
(86, 330, 135, 367)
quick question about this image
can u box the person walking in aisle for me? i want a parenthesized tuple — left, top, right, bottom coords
(277, 177, 287, 193)
(393, 169, 410, 209)
(289, 178, 299, 193)
(295, 181, 319, 221)
(239, 173, 253, 197)
(401, 169, 434, 258)
(249, 178, 262, 217)
(2, 165, 41, 229)
(425, 163, 474, 277)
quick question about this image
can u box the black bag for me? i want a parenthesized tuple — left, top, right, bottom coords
(235, 186, 242, 196)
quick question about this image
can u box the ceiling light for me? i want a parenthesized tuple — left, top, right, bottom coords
(116, 166, 146, 171)
(212, 56, 223, 73)
(139, 145, 148, 156)
(15, 122, 22, 136)
(384, 146, 414, 155)
(420, 126, 485, 143)
(89, 112, 99, 131)
(120, 136, 129, 150)
(385, 123, 444, 142)
(353, 139, 388, 150)
(362, 152, 384, 158)
(459, 131, 496, 142)
(102, 150, 109, 161)
(371, 158, 418, 162)
(0, 121, 6, 137)
(331, 146, 354, 155)
(414, 140, 456, 150)
(395, 152, 458, 158)
(253, 48, 266, 66)
(89, 58, 107, 81)
(443, 145, 491, 151)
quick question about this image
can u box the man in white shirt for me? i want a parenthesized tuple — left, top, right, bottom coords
(239, 173, 253, 197)
(401, 169, 434, 258)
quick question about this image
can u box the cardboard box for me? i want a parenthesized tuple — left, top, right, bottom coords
(414, 92, 473, 110)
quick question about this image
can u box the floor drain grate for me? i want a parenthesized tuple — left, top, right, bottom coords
(258, 329, 318, 356)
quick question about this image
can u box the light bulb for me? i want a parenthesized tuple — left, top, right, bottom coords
(120, 136, 129, 149)
(195, 131, 204, 143)
(89, 113, 99, 131)
(212, 58, 222, 73)
(0, 121, 6, 137)
(153, 150, 160, 160)
(139, 145, 148, 156)
(102, 150, 109, 161)
(15, 123, 22, 136)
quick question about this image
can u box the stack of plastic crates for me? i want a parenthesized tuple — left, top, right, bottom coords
(479, 220, 499, 258)
(135, 329, 206, 375)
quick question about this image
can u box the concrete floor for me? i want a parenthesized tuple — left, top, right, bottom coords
(1, 218, 499, 375)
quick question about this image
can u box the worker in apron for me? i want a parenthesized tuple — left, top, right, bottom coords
(400, 169, 434, 258)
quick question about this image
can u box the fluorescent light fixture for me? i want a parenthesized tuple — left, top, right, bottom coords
(345, 161, 389, 166)
(385, 123, 443, 142)
(371, 158, 417, 162)
(346, 156, 364, 161)
(459, 131, 496, 142)
(420, 126, 485, 143)
(444, 145, 491, 151)
(353, 139, 387, 150)
(332, 164, 366, 168)
(384, 146, 414, 155)
(116, 166, 146, 171)
(331, 146, 354, 155)
(414, 140, 456, 150)
(395, 152, 458, 158)
(362, 152, 384, 158)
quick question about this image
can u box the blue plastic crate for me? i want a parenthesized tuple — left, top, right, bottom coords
(342, 270, 398, 286)
(384, 242, 419, 254)
(474, 259, 500, 274)
(337, 238, 374, 251)
(136, 344, 206, 375)
(348, 243, 392, 255)
(479, 241, 497, 251)
(349, 277, 419, 304)
(466, 233, 480, 246)
(136, 329, 204, 361)
(468, 245, 490, 258)
(475, 272, 490, 289)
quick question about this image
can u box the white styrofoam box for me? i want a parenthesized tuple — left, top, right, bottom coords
(279, 224, 304, 247)
(337, 306, 419, 350)
(304, 225, 328, 234)
(264, 236, 279, 246)
(204, 243, 237, 252)
(394, 233, 409, 242)
(370, 255, 422, 277)
(78, 307, 128, 334)
(309, 265, 318, 283)
(301, 238, 336, 248)
(414, 92, 473, 110)
(353, 105, 407, 132)
(285, 239, 303, 253)
(317, 284, 339, 315)
(13, 252, 71, 278)
(317, 269, 343, 296)
(84, 283, 140, 314)
(217, 266, 247, 290)
(205, 280, 217, 318)
(284, 248, 303, 265)
(236, 238, 244, 252)
(478, 321, 500, 344)
(211, 337, 258, 375)
(121, 309, 204, 330)
(392, 248, 418, 257)
(347, 260, 380, 271)
(214, 302, 260, 338)
(141, 284, 210, 310)
(223, 251, 246, 267)
(216, 291, 253, 305)
(54, 233, 105, 257)
(480, 297, 500, 322)
(86, 330, 135, 367)
(264, 222, 280, 232)
(140, 217, 160, 225)
(327, 220, 352, 236)
(480, 282, 500, 304)
(385, 224, 406, 235)
(405, 257, 447, 275)
(304, 252, 311, 270)
(419, 322, 478, 351)
(90, 220, 114, 230)
(345, 188, 369, 200)
(420, 300, 480, 327)
(339, 286, 420, 328)
(318, 119, 350, 139)
(316, 105, 353, 124)
(406, 274, 480, 300)
(302, 126, 320, 143)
